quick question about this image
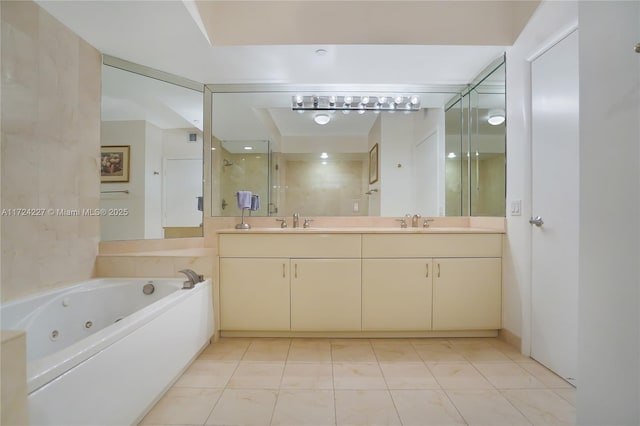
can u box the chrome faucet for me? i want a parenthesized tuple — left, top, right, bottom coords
(303, 218, 314, 228)
(412, 214, 422, 228)
(293, 212, 300, 228)
(179, 269, 203, 289)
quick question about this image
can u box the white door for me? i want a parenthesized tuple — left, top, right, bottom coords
(415, 131, 439, 216)
(164, 158, 203, 227)
(530, 30, 579, 385)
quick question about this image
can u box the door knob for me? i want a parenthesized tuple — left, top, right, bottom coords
(529, 216, 544, 227)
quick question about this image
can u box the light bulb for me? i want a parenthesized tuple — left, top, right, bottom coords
(344, 96, 353, 106)
(360, 96, 370, 105)
(378, 96, 387, 105)
(295, 94, 304, 106)
(410, 95, 420, 106)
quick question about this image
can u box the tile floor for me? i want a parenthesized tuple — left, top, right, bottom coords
(140, 337, 575, 426)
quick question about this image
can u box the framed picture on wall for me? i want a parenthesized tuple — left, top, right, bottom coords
(369, 143, 379, 184)
(101, 145, 130, 183)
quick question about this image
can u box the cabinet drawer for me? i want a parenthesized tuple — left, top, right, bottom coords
(362, 234, 502, 258)
(219, 234, 361, 258)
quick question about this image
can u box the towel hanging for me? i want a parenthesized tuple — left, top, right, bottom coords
(250, 194, 260, 211)
(236, 191, 252, 209)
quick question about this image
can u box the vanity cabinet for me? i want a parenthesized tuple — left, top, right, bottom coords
(291, 259, 361, 331)
(431, 258, 501, 330)
(362, 259, 433, 331)
(219, 258, 290, 330)
(218, 233, 361, 332)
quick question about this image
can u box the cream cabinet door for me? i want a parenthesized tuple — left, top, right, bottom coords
(432, 258, 501, 330)
(219, 258, 290, 331)
(362, 259, 432, 330)
(290, 259, 361, 331)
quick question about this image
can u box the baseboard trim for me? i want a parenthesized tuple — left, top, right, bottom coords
(498, 328, 522, 350)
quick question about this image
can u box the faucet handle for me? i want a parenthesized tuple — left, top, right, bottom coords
(423, 218, 435, 228)
(395, 218, 408, 228)
(303, 218, 314, 228)
(276, 218, 288, 228)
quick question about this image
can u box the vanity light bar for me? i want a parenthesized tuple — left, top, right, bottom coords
(292, 95, 421, 111)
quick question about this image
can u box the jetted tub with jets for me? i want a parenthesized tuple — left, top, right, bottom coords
(0, 277, 214, 425)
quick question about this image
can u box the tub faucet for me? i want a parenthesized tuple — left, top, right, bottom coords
(179, 269, 203, 289)
(293, 213, 300, 228)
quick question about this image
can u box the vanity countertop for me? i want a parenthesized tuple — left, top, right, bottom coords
(216, 226, 504, 234)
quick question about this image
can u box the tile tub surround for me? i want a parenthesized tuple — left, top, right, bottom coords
(1, 0, 102, 303)
(140, 337, 575, 426)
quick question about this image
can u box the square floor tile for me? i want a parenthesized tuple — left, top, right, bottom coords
(372, 343, 422, 362)
(227, 362, 285, 389)
(242, 339, 291, 362)
(333, 362, 387, 390)
(271, 390, 335, 426)
(331, 342, 377, 362)
(281, 362, 333, 389)
(391, 389, 466, 425)
(446, 389, 532, 425)
(199, 340, 251, 361)
(413, 342, 467, 363)
(518, 362, 573, 388)
(455, 345, 512, 362)
(140, 387, 222, 425)
(502, 389, 575, 425)
(552, 388, 576, 406)
(174, 360, 238, 388)
(287, 339, 332, 363)
(335, 390, 401, 426)
(379, 362, 440, 389)
(205, 389, 277, 426)
(473, 362, 545, 389)
(429, 362, 494, 390)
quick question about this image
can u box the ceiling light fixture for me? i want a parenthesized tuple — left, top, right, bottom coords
(487, 109, 506, 125)
(320, 152, 329, 159)
(292, 95, 420, 112)
(314, 113, 331, 125)
(243, 146, 253, 150)
(448, 152, 457, 158)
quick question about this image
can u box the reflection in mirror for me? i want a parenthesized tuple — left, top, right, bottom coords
(210, 90, 457, 217)
(445, 59, 505, 217)
(100, 63, 204, 240)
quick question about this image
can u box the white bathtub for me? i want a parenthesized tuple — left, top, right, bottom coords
(0, 278, 214, 425)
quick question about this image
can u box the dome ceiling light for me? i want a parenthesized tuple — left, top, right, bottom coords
(487, 109, 506, 125)
(313, 113, 331, 125)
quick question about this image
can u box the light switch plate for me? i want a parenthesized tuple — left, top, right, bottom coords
(510, 200, 522, 216)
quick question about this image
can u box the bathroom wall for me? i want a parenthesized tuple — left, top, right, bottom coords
(0, 0, 101, 302)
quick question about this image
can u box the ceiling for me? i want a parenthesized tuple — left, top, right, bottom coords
(39, 1, 525, 144)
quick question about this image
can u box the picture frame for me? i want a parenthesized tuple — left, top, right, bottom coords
(101, 145, 130, 183)
(368, 143, 379, 184)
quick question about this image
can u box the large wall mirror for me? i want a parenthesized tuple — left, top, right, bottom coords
(209, 57, 505, 218)
(100, 58, 204, 241)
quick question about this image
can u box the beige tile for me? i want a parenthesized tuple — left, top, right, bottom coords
(446, 389, 532, 426)
(271, 390, 335, 426)
(448, 337, 498, 347)
(243, 338, 291, 362)
(140, 387, 222, 425)
(331, 342, 377, 362)
(518, 362, 573, 388)
(429, 362, 493, 390)
(502, 389, 576, 425)
(335, 390, 401, 426)
(333, 362, 387, 390)
(456, 345, 513, 362)
(372, 343, 422, 362)
(199, 340, 250, 361)
(413, 342, 467, 363)
(473, 362, 546, 389)
(287, 339, 332, 363)
(553, 388, 576, 406)
(281, 362, 333, 390)
(205, 389, 277, 426)
(227, 362, 285, 389)
(409, 338, 452, 345)
(173, 360, 238, 388)
(379, 362, 440, 389)
(391, 390, 466, 426)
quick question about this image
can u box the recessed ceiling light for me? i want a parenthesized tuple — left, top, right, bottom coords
(243, 146, 253, 150)
(320, 152, 329, 159)
(448, 152, 457, 158)
(315, 48, 328, 56)
(314, 113, 330, 125)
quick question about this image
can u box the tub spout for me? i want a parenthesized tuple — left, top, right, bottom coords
(179, 269, 203, 289)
